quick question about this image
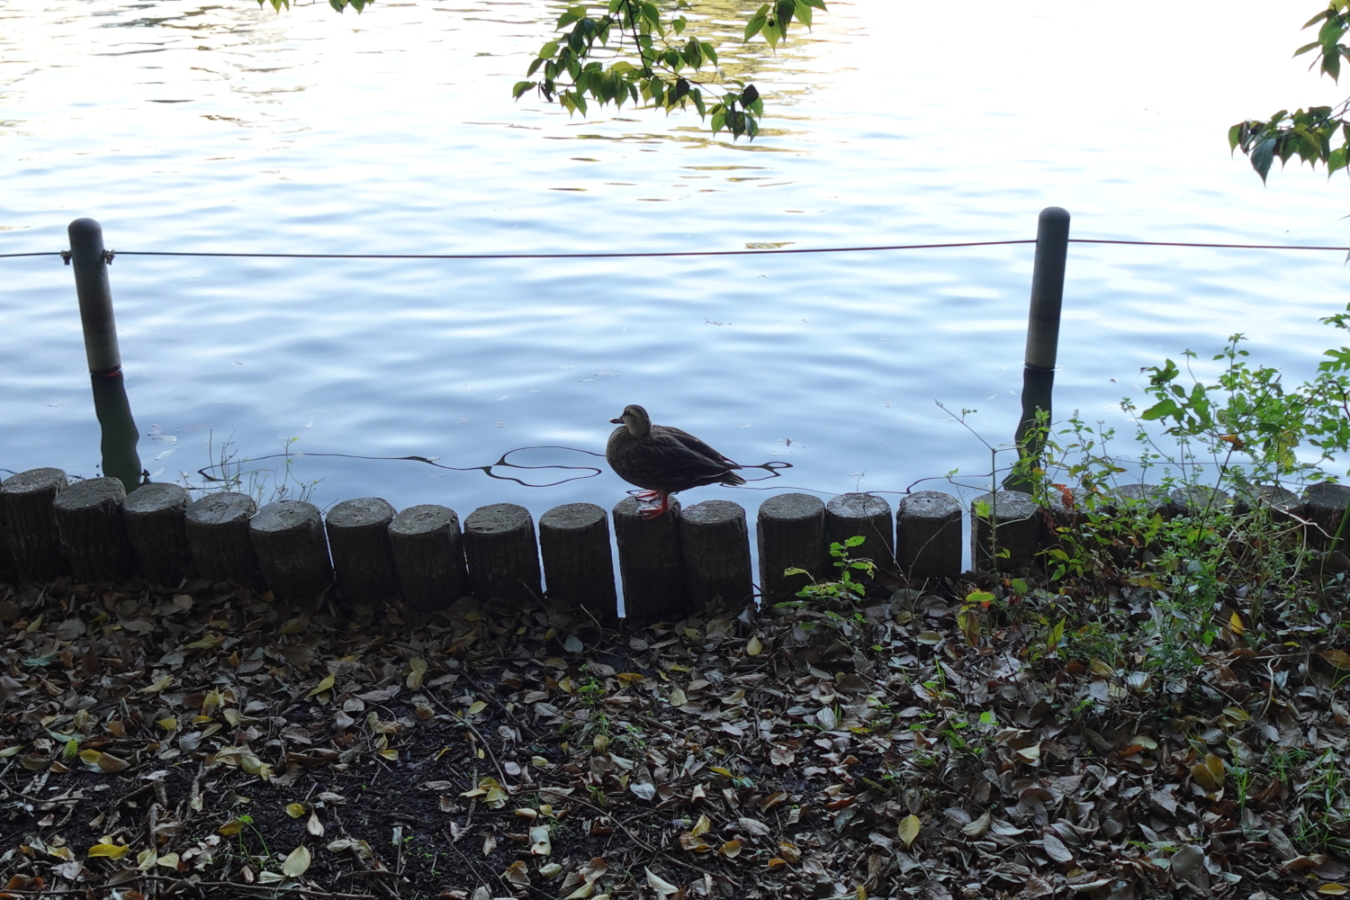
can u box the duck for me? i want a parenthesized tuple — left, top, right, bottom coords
(606, 404, 745, 519)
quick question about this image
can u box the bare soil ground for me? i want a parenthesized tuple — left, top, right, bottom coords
(3, 570, 1350, 900)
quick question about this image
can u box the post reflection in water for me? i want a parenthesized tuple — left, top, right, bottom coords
(89, 370, 142, 494)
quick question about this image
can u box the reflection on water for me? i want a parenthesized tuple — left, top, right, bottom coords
(188, 442, 791, 494)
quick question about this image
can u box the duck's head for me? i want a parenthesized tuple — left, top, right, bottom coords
(610, 404, 652, 439)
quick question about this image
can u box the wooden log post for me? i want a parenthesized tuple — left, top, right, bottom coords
(185, 492, 261, 587)
(970, 489, 1040, 572)
(1305, 483, 1350, 551)
(1091, 483, 1172, 564)
(1110, 484, 1172, 517)
(825, 493, 894, 567)
(1234, 484, 1303, 524)
(463, 503, 542, 609)
(249, 500, 333, 599)
(389, 504, 470, 612)
(679, 499, 753, 615)
(1042, 493, 1081, 559)
(1169, 485, 1234, 518)
(90, 373, 142, 496)
(539, 503, 617, 621)
(0, 538, 13, 585)
(68, 219, 121, 376)
(896, 491, 962, 581)
(614, 497, 686, 624)
(325, 497, 398, 603)
(0, 476, 14, 584)
(1005, 206, 1071, 492)
(757, 493, 826, 599)
(69, 218, 142, 493)
(0, 468, 69, 583)
(122, 482, 192, 586)
(52, 477, 136, 583)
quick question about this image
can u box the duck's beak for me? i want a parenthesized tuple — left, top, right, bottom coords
(609, 416, 623, 424)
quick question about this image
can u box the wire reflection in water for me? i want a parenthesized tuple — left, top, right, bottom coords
(191, 444, 791, 496)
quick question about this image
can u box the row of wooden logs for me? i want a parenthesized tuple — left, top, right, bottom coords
(1, 467, 1347, 622)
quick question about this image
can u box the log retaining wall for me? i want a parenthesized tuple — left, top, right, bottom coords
(0, 469, 1337, 622)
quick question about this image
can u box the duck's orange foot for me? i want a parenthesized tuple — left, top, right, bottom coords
(637, 492, 671, 519)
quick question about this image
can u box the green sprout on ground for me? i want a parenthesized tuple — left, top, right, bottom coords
(786, 535, 876, 603)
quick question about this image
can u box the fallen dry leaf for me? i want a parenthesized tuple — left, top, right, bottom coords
(645, 868, 679, 897)
(898, 814, 921, 849)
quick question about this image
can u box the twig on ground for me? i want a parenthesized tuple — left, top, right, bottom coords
(426, 690, 511, 789)
(138, 877, 376, 900)
(440, 827, 502, 895)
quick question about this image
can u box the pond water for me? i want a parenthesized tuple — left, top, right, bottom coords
(3, 0, 1350, 579)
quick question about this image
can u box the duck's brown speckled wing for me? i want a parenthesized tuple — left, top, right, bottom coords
(649, 427, 745, 492)
(607, 424, 745, 494)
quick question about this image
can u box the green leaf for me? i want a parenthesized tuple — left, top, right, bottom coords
(539, 41, 560, 59)
(640, 2, 661, 30)
(1304, 9, 1334, 30)
(1140, 399, 1180, 421)
(1047, 618, 1065, 651)
(1319, 18, 1347, 49)
(557, 6, 586, 27)
(793, 0, 814, 28)
(1251, 136, 1277, 182)
(745, 6, 768, 41)
(763, 19, 782, 50)
(1326, 45, 1343, 82)
(512, 81, 534, 100)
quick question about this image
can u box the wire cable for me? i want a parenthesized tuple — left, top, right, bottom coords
(105, 238, 1036, 259)
(5, 236, 1350, 260)
(1069, 238, 1350, 251)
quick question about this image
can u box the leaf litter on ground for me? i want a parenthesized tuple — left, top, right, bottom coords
(1, 569, 1350, 900)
